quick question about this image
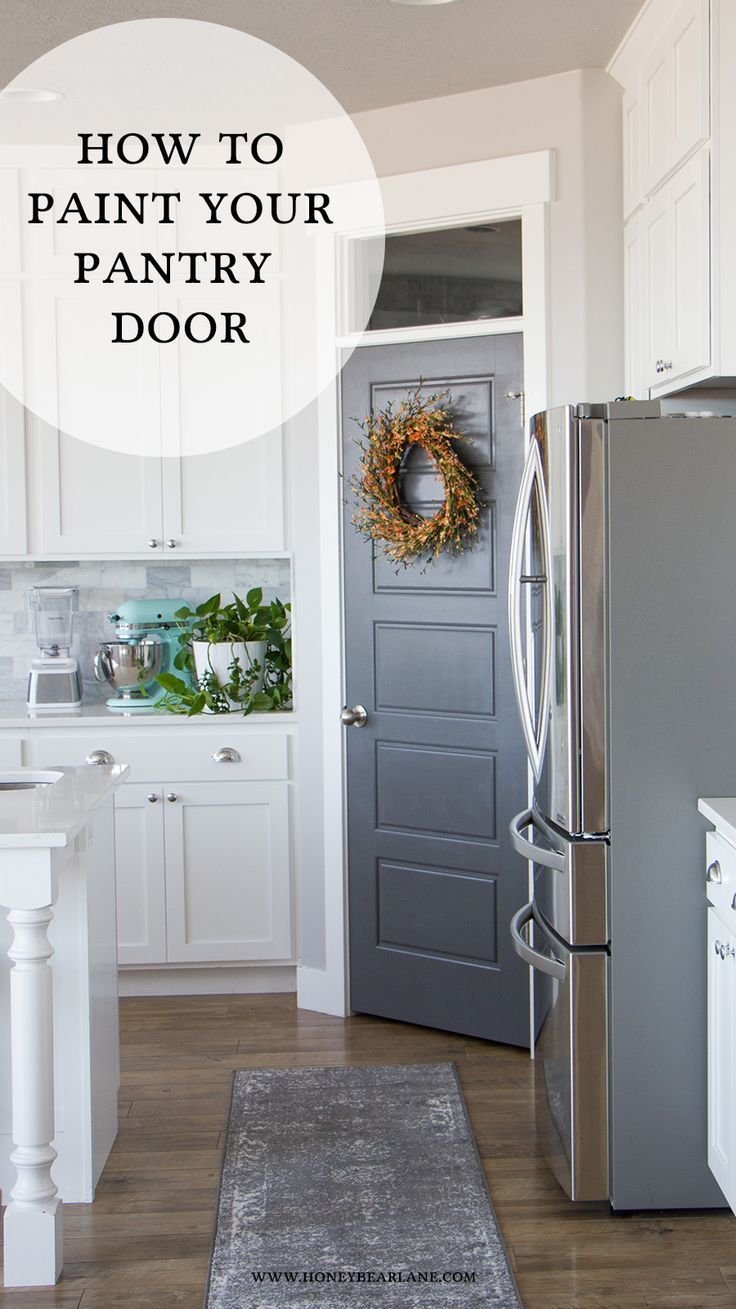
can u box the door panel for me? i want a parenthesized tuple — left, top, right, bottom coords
(342, 334, 529, 1045)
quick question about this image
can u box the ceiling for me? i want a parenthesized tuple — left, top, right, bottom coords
(1, 0, 642, 115)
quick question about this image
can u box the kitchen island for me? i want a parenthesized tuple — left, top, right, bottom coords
(0, 763, 127, 1287)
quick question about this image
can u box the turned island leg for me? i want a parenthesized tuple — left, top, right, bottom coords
(3, 905, 62, 1287)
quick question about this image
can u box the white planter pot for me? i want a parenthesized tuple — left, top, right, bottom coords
(192, 640, 267, 710)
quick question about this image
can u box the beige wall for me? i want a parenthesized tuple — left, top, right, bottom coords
(352, 67, 624, 407)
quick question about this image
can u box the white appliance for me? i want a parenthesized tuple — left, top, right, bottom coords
(27, 586, 82, 710)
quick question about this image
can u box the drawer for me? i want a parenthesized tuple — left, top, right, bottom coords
(28, 731, 289, 783)
(706, 831, 736, 926)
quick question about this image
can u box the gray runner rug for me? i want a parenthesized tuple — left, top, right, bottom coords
(205, 1063, 522, 1308)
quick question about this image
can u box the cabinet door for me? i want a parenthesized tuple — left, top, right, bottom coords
(642, 182, 673, 388)
(113, 786, 167, 965)
(0, 171, 27, 555)
(622, 80, 642, 220)
(642, 0, 709, 196)
(160, 434, 284, 555)
(708, 907, 736, 1207)
(624, 215, 643, 398)
(156, 165, 284, 554)
(643, 148, 710, 390)
(163, 780, 292, 963)
(21, 167, 165, 557)
(0, 285, 27, 556)
(34, 424, 164, 556)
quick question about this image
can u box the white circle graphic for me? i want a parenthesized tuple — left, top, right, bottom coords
(0, 20, 385, 456)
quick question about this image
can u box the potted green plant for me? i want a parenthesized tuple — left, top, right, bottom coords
(155, 590, 292, 715)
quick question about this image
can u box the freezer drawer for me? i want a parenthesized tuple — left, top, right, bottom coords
(511, 903, 609, 1201)
(510, 808, 608, 945)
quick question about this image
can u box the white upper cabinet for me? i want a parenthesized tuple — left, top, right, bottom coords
(34, 429, 164, 557)
(0, 172, 27, 555)
(641, 0, 710, 197)
(0, 159, 285, 559)
(622, 82, 642, 220)
(623, 215, 643, 397)
(0, 293, 27, 556)
(614, 0, 721, 395)
(161, 435, 284, 556)
(641, 148, 710, 391)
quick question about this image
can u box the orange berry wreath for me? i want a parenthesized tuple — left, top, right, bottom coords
(350, 388, 483, 568)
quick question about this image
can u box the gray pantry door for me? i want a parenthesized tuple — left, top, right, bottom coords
(342, 334, 530, 1046)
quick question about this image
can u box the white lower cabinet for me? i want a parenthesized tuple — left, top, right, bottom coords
(162, 781, 291, 963)
(27, 726, 294, 976)
(114, 785, 168, 966)
(115, 779, 291, 967)
(707, 905, 736, 1203)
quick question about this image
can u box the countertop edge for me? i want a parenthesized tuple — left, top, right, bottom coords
(698, 797, 736, 845)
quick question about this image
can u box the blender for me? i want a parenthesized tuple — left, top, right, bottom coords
(27, 586, 82, 710)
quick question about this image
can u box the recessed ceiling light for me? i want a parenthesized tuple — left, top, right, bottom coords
(1, 87, 64, 103)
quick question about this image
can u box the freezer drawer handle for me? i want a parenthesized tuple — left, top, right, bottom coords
(509, 808, 566, 872)
(510, 903, 567, 982)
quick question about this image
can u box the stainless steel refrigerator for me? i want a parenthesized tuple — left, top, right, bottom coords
(508, 400, 732, 1210)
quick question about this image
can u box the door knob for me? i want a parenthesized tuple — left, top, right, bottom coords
(341, 704, 368, 728)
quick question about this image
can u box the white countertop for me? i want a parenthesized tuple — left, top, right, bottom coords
(698, 797, 736, 847)
(0, 702, 296, 729)
(0, 764, 128, 848)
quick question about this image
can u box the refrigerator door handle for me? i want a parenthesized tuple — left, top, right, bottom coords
(510, 903, 567, 982)
(508, 438, 554, 780)
(510, 808, 566, 872)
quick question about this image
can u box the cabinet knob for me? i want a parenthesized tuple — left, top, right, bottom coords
(707, 860, 722, 884)
(213, 747, 241, 764)
(85, 749, 114, 767)
(148, 539, 159, 549)
(147, 792, 159, 804)
(166, 539, 177, 549)
(166, 792, 178, 803)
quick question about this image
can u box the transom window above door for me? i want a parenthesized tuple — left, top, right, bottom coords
(366, 219, 523, 332)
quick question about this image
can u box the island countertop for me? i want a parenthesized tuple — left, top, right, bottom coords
(698, 797, 736, 848)
(0, 764, 128, 848)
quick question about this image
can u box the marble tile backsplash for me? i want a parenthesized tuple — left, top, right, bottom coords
(0, 558, 292, 703)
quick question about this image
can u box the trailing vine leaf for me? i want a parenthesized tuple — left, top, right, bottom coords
(154, 590, 293, 716)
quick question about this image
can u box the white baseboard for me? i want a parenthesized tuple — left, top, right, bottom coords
(118, 964, 297, 997)
(296, 965, 348, 1017)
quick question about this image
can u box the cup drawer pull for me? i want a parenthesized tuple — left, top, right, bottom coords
(212, 747, 241, 764)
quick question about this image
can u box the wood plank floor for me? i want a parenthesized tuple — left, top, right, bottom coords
(1, 992, 735, 1308)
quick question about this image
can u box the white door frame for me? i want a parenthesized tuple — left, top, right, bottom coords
(297, 149, 554, 1016)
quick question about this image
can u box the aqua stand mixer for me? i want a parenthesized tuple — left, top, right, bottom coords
(94, 598, 190, 712)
